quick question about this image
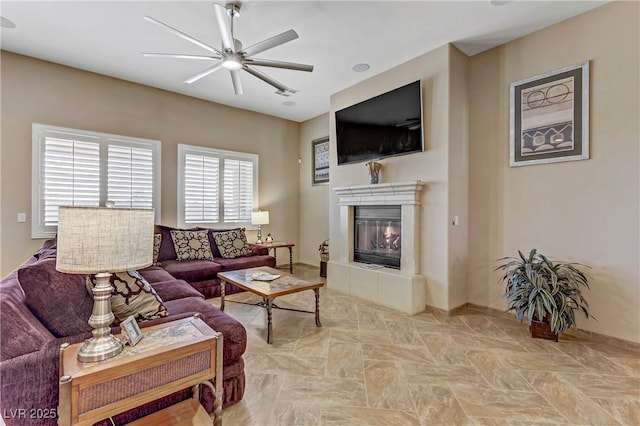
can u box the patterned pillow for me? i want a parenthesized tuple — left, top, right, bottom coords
(213, 229, 252, 259)
(170, 230, 214, 261)
(153, 233, 162, 266)
(88, 271, 168, 323)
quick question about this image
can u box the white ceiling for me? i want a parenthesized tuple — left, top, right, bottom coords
(0, 1, 607, 122)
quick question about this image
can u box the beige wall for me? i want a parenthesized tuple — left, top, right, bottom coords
(0, 52, 301, 275)
(448, 47, 470, 309)
(468, 1, 640, 342)
(329, 44, 463, 310)
(298, 113, 330, 265)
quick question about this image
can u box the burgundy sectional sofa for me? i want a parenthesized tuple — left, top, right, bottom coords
(0, 226, 276, 425)
(152, 225, 276, 298)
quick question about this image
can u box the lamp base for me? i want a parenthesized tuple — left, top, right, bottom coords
(80, 272, 123, 362)
(78, 334, 123, 362)
(256, 225, 263, 245)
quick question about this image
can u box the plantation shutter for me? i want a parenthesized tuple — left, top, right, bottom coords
(33, 124, 161, 238)
(107, 143, 154, 209)
(178, 144, 258, 227)
(42, 134, 101, 226)
(183, 154, 220, 223)
(223, 158, 254, 223)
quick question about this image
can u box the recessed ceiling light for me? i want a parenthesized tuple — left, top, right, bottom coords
(0, 16, 16, 29)
(352, 63, 370, 73)
(283, 101, 296, 107)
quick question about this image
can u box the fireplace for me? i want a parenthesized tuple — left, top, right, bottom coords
(331, 181, 425, 314)
(354, 205, 401, 269)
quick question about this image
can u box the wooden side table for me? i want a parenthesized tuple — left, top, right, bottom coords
(254, 242, 295, 273)
(57, 316, 223, 426)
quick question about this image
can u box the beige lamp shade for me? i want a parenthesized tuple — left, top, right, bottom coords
(56, 206, 155, 274)
(251, 211, 270, 226)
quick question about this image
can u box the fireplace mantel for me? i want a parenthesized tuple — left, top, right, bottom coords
(334, 181, 424, 206)
(328, 180, 426, 314)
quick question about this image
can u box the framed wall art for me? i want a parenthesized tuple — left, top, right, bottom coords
(509, 61, 589, 167)
(312, 136, 330, 185)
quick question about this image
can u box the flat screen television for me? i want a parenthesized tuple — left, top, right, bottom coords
(335, 80, 423, 165)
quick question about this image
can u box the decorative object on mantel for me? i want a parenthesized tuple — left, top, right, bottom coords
(56, 205, 154, 362)
(495, 248, 594, 341)
(509, 61, 589, 167)
(365, 161, 383, 184)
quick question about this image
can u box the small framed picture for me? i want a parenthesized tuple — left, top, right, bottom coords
(509, 61, 589, 167)
(120, 316, 143, 346)
(312, 136, 330, 185)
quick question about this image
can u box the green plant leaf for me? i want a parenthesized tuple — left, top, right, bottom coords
(495, 248, 593, 335)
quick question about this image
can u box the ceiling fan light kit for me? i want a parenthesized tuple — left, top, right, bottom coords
(143, 2, 313, 96)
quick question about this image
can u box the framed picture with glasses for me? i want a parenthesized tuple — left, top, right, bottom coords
(509, 61, 589, 167)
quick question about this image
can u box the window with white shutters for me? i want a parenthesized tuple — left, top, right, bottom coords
(32, 124, 161, 238)
(107, 144, 155, 209)
(178, 144, 258, 227)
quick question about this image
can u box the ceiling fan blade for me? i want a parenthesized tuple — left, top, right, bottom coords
(242, 29, 299, 58)
(144, 16, 222, 56)
(243, 66, 289, 93)
(184, 61, 223, 84)
(142, 53, 220, 60)
(212, 4, 235, 52)
(230, 70, 243, 95)
(245, 58, 313, 72)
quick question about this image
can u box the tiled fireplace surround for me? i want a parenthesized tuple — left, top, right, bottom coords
(327, 181, 426, 314)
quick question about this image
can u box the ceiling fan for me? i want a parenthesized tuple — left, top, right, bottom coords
(142, 2, 313, 96)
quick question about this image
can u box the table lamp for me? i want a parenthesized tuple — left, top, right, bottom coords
(251, 210, 270, 244)
(56, 206, 155, 362)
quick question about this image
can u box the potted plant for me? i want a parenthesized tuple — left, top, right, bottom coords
(496, 248, 594, 341)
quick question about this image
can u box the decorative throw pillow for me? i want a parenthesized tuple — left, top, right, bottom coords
(213, 228, 252, 259)
(196, 227, 241, 258)
(88, 271, 168, 323)
(153, 233, 162, 266)
(18, 258, 93, 337)
(170, 230, 214, 261)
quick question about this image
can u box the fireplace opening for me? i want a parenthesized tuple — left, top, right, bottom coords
(354, 205, 401, 269)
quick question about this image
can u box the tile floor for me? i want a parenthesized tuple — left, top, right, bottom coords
(209, 265, 640, 426)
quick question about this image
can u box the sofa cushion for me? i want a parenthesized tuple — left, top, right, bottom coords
(0, 269, 56, 361)
(213, 229, 252, 259)
(88, 271, 168, 323)
(17, 258, 93, 337)
(213, 255, 277, 272)
(171, 230, 214, 261)
(153, 233, 162, 266)
(150, 279, 204, 302)
(155, 225, 180, 262)
(139, 266, 176, 283)
(162, 297, 247, 363)
(161, 259, 221, 283)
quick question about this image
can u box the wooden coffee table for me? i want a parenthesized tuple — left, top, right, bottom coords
(218, 267, 323, 344)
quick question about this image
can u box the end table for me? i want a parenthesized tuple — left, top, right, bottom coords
(254, 241, 295, 273)
(58, 315, 223, 426)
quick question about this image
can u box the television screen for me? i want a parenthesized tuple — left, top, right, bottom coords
(335, 80, 423, 165)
